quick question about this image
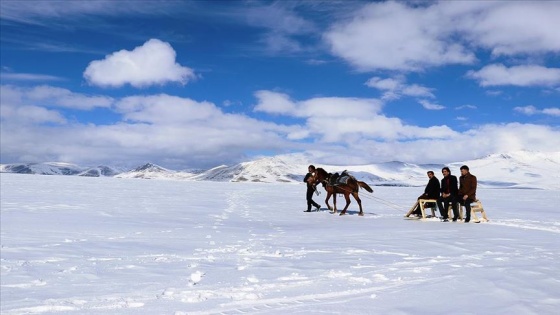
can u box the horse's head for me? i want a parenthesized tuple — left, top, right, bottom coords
(307, 167, 329, 186)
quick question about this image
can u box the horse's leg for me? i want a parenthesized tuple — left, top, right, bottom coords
(332, 192, 337, 214)
(353, 192, 364, 216)
(325, 191, 333, 211)
(340, 192, 351, 216)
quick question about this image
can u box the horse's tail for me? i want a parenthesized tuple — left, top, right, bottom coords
(358, 181, 374, 193)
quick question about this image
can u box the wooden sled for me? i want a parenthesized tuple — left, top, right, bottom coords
(405, 199, 489, 222)
(404, 199, 438, 219)
(447, 203, 463, 220)
(460, 199, 489, 223)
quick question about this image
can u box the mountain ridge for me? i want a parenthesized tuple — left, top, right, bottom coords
(2, 150, 559, 190)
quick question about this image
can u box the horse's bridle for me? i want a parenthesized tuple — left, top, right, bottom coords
(310, 172, 329, 188)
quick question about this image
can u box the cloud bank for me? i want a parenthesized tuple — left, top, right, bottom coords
(2, 84, 559, 169)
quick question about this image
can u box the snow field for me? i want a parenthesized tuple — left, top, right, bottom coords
(1, 173, 559, 314)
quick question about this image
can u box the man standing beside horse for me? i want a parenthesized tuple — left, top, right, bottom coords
(306, 167, 373, 216)
(303, 165, 321, 212)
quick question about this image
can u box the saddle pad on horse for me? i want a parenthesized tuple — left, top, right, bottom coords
(329, 172, 351, 186)
(335, 175, 350, 185)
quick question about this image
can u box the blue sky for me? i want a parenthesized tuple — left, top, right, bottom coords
(1, 0, 559, 169)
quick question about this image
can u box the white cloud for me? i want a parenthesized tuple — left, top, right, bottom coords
(115, 94, 223, 125)
(0, 1, 182, 25)
(485, 90, 503, 97)
(245, 3, 316, 36)
(467, 64, 560, 87)
(253, 91, 298, 115)
(456, 105, 477, 110)
(306, 59, 328, 66)
(302, 123, 560, 166)
(365, 76, 434, 100)
(1, 104, 66, 125)
(418, 100, 445, 111)
(0, 84, 114, 126)
(464, 123, 560, 156)
(324, 1, 475, 71)
(515, 105, 560, 117)
(514, 105, 539, 116)
(453, 1, 560, 56)
(1, 85, 113, 111)
(1, 92, 300, 168)
(254, 90, 453, 142)
(254, 90, 383, 119)
(542, 108, 560, 117)
(402, 84, 434, 98)
(299, 97, 383, 118)
(222, 100, 242, 107)
(365, 77, 401, 91)
(0, 72, 63, 82)
(83, 39, 196, 88)
(243, 3, 317, 55)
(260, 33, 305, 54)
(2, 87, 559, 169)
(324, 1, 560, 72)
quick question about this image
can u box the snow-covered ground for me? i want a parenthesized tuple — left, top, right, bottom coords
(1, 173, 559, 314)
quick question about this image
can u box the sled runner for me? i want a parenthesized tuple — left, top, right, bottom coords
(460, 199, 489, 222)
(404, 199, 438, 219)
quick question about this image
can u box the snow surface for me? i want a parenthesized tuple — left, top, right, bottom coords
(1, 173, 559, 314)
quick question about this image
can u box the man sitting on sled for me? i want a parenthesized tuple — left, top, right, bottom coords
(411, 171, 440, 217)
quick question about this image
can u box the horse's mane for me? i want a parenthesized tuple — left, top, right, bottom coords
(315, 168, 329, 177)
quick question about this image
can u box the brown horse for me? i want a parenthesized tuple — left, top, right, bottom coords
(307, 168, 373, 216)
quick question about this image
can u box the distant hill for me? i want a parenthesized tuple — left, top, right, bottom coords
(2, 151, 559, 190)
(115, 163, 197, 180)
(0, 162, 85, 176)
(0, 162, 122, 177)
(79, 166, 122, 177)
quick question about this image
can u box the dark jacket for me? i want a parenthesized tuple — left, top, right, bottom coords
(459, 173, 477, 200)
(424, 176, 440, 199)
(304, 173, 314, 188)
(441, 175, 458, 196)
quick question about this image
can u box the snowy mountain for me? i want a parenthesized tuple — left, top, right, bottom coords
(1, 151, 559, 189)
(190, 156, 304, 183)
(106, 151, 560, 189)
(78, 166, 122, 177)
(0, 162, 121, 177)
(320, 151, 560, 189)
(0, 162, 84, 176)
(115, 163, 196, 180)
(447, 151, 560, 190)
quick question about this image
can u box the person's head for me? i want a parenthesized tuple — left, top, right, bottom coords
(427, 171, 434, 178)
(460, 165, 470, 176)
(441, 167, 451, 176)
(308, 165, 316, 172)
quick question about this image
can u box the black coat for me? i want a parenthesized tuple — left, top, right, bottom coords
(304, 172, 314, 188)
(424, 176, 440, 199)
(440, 175, 458, 196)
